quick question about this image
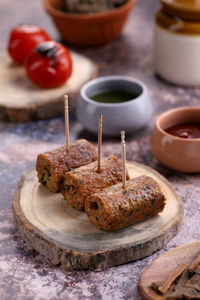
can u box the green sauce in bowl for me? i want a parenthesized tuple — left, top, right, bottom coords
(90, 90, 137, 103)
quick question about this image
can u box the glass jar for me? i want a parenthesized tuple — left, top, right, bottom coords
(154, 0, 200, 86)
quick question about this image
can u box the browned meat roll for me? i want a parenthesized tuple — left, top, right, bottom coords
(62, 156, 130, 211)
(36, 139, 97, 193)
(85, 175, 166, 231)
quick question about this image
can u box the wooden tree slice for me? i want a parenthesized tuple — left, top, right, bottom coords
(13, 161, 183, 271)
(138, 241, 200, 300)
(0, 50, 97, 122)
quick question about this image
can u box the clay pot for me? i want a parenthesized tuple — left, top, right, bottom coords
(43, 0, 136, 46)
(150, 107, 200, 173)
(154, 0, 200, 86)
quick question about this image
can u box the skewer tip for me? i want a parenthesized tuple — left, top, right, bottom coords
(121, 130, 126, 189)
(64, 94, 69, 107)
(97, 114, 103, 173)
(64, 94, 69, 151)
(121, 130, 125, 142)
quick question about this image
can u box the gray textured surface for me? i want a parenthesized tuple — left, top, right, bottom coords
(0, 0, 200, 299)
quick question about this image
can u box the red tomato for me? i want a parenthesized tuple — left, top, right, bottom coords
(25, 41, 73, 88)
(8, 24, 51, 64)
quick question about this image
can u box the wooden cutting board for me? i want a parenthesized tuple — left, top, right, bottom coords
(13, 161, 183, 271)
(0, 50, 97, 122)
(138, 241, 200, 300)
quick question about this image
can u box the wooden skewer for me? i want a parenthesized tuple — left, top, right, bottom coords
(97, 114, 103, 173)
(158, 262, 187, 295)
(121, 130, 126, 189)
(189, 251, 200, 273)
(64, 95, 70, 152)
(150, 281, 162, 292)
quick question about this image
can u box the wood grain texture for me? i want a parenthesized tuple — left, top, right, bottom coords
(1, 0, 200, 298)
(138, 241, 200, 300)
(0, 50, 97, 122)
(13, 161, 183, 271)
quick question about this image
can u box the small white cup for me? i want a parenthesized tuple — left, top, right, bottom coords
(76, 76, 153, 136)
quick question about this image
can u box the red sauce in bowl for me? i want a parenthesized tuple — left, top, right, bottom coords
(165, 122, 200, 139)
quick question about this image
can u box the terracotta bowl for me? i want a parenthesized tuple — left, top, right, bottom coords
(150, 107, 200, 173)
(43, 0, 136, 46)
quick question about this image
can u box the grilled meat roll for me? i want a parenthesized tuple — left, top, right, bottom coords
(62, 156, 130, 211)
(85, 175, 166, 231)
(36, 139, 97, 193)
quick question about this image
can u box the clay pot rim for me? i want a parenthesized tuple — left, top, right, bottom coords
(43, 0, 136, 20)
(156, 106, 200, 142)
(161, 0, 200, 21)
(161, 0, 200, 14)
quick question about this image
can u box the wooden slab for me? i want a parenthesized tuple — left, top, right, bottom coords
(0, 50, 97, 122)
(13, 161, 183, 271)
(138, 241, 200, 300)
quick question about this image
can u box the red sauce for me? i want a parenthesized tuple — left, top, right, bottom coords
(165, 122, 200, 139)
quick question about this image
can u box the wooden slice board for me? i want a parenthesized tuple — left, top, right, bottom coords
(0, 50, 97, 122)
(138, 241, 200, 300)
(13, 161, 183, 271)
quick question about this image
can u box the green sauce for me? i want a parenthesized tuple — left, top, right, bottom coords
(90, 90, 137, 103)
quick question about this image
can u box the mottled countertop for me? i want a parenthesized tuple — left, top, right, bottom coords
(0, 0, 200, 299)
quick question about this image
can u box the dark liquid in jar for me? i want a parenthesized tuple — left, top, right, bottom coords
(165, 122, 200, 139)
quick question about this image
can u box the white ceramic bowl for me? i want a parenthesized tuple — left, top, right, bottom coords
(76, 76, 153, 136)
(154, 24, 200, 86)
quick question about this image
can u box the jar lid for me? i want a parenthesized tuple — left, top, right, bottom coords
(161, 0, 200, 20)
